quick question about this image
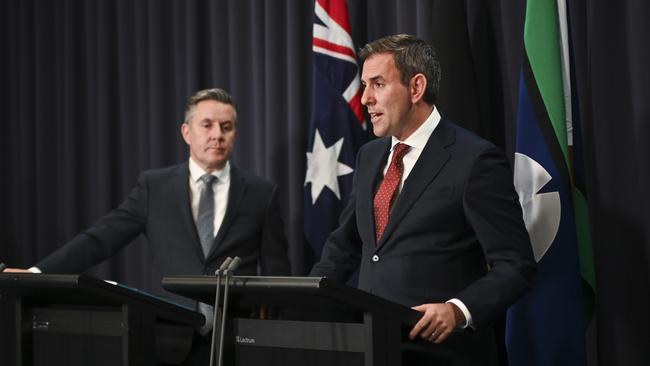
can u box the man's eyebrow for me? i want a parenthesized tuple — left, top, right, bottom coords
(364, 75, 384, 83)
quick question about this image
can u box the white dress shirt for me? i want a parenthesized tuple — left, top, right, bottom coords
(381, 107, 474, 329)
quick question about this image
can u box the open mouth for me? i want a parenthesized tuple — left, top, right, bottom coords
(369, 112, 383, 122)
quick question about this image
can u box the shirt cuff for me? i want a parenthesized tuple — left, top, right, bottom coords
(28, 267, 42, 273)
(446, 298, 474, 329)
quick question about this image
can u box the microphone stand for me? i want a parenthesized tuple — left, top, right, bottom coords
(216, 256, 241, 366)
(208, 257, 232, 366)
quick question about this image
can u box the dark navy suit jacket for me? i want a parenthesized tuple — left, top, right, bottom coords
(37, 162, 290, 306)
(311, 119, 535, 364)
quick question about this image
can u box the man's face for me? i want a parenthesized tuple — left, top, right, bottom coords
(181, 100, 237, 172)
(360, 53, 413, 140)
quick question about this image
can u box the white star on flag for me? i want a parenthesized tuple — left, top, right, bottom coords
(514, 152, 561, 262)
(305, 129, 354, 204)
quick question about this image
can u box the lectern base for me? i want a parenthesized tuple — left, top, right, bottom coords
(33, 332, 122, 366)
(234, 347, 364, 366)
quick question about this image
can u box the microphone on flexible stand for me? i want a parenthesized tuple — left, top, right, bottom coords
(208, 257, 232, 366)
(215, 256, 241, 366)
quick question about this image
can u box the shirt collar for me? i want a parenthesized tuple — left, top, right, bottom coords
(188, 157, 230, 184)
(390, 106, 441, 151)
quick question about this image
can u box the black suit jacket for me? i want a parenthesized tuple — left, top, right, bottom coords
(311, 119, 535, 364)
(37, 162, 290, 306)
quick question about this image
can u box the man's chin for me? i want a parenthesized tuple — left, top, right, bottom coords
(371, 125, 388, 137)
(203, 158, 228, 171)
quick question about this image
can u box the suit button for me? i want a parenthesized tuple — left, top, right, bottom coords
(372, 255, 379, 262)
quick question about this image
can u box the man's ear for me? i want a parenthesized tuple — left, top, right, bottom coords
(410, 73, 428, 104)
(180, 123, 191, 145)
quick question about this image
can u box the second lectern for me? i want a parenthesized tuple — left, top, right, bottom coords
(163, 276, 422, 366)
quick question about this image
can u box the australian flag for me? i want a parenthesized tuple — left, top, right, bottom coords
(304, 0, 367, 260)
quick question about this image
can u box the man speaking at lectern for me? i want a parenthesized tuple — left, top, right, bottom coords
(310, 34, 536, 365)
(4, 88, 291, 363)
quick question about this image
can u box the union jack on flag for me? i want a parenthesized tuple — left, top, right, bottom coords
(304, 0, 367, 259)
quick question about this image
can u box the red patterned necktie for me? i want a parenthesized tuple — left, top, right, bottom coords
(373, 143, 410, 243)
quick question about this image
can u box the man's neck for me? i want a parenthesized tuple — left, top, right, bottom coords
(396, 104, 435, 141)
(188, 157, 229, 177)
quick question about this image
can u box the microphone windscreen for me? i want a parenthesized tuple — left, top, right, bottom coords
(215, 257, 233, 275)
(227, 256, 242, 271)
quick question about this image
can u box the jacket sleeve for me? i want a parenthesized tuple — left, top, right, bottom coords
(35, 172, 149, 273)
(258, 185, 291, 276)
(309, 146, 364, 281)
(456, 146, 536, 328)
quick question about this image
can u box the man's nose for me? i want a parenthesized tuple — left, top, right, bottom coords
(361, 87, 373, 106)
(210, 126, 223, 139)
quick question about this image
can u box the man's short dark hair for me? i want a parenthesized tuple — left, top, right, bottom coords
(184, 88, 238, 124)
(359, 34, 441, 105)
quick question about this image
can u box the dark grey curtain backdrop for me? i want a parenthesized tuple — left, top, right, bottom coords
(567, 1, 650, 364)
(1, 0, 648, 364)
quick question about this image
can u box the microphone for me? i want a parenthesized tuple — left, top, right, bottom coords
(208, 257, 232, 366)
(224, 256, 241, 274)
(216, 257, 233, 276)
(216, 256, 241, 366)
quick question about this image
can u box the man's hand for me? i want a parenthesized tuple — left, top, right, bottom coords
(2, 268, 32, 273)
(409, 302, 465, 344)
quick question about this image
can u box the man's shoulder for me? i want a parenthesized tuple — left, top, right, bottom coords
(439, 118, 500, 153)
(231, 165, 276, 189)
(357, 119, 500, 157)
(140, 162, 187, 179)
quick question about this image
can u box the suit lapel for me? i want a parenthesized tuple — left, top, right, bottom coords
(206, 165, 246, 261)
(173, 162, 206, 261)
(358, 139, 391, 247)
(376, 120, 455, 248)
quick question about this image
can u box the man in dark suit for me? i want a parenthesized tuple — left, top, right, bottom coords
(310, 35, 536, 365)
(5, 88, 291, 363)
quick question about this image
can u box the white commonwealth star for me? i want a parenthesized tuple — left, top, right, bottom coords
(513, 152, 561, 262)
(305, 129, 354, 204)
